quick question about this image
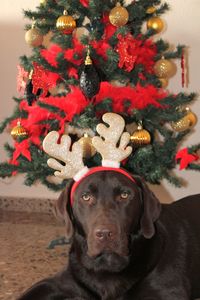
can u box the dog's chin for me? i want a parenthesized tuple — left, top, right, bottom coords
(83, 251, 130, 273)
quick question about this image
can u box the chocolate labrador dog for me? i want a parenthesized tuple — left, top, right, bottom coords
(18, 171, 200, 300)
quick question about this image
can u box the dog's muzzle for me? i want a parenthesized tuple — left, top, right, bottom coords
(87, 224, 129, 258)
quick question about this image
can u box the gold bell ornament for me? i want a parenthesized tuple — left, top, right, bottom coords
(78, 133, 96, 159)
(171, 107, 197, 132)
(25, 22, 43, 47)
(154, 57, 177, 79)
(56, 10, 76, 33)
(109, 3, 129, 27)
(147, 16, 164, 34)
(11, 121, 28, 140)
(130, 123, 151, 146)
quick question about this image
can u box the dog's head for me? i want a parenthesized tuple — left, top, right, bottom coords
(55, 171, 161, 272)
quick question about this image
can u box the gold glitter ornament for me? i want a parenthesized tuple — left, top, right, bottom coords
(186, 112, 198, 127)
(147, 16, 164, 33)
(109, 3, 129, 27)
(130, 124, 151, 146)
(73, 27, 89, 42)
(11, 121, 28, 140)
(56, 10, 76, 33)
(154, 58, 177, 79)
(171, 107, 197, 132)
(185, 107, 198, 127)
(25, 25, 43, 47)
(171, 117, 191, 132)
(78, 133, 96, 159)
(146, 6, 156, 14)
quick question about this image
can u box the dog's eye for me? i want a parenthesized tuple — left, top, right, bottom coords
(82, 193, 92, 201)
(120, 191, 129, 200)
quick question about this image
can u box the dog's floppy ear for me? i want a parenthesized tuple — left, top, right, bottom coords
(54, 179, 74, 238)
(134, 176, 161, 239)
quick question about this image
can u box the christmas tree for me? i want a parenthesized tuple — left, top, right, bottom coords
(0, 0, 199, 191)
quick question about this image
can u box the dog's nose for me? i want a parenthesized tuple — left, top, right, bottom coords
(95, 227, 116, 241)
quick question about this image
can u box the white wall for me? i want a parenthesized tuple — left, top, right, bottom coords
(0, 0, 199, 202)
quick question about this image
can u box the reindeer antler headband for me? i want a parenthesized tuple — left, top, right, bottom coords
(43, 113, 135, 204)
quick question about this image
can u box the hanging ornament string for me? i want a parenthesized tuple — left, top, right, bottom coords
(181, 48, 185, 88)
(181, 48, 189, 88)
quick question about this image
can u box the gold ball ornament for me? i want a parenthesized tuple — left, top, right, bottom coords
(184, 107, 198, 127)
(109, 3, 129, 27)
(25, 27, 43, 47)
(73, 27, 89, 41)
(154, 58, 177, 79)
(56, 10, 76, 33)
(147, 16, 164, 33)
(130, 124, 151, 146)
(11, 121, 28, 140)
(171, 117, 191, 132)
(171, 107, 197, 132)
(78, 133, 96, 159)
(186, 111, 198, 127)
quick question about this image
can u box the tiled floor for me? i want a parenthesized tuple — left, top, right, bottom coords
(0, 210, 70, 300)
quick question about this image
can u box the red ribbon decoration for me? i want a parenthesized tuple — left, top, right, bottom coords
(12, 139, 32, 164)
(176, 148, 199, 170)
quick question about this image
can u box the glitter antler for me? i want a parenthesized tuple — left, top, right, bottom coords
(92, 112, 132, 167)
(43, 131, 88, 181)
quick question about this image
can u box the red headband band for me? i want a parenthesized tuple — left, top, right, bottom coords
(70, 166, 136, 206)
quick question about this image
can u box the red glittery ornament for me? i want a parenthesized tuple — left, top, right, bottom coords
(32, 62, 60, 97)
(116, 34, 157, 73)
(116, 35, 137, 72)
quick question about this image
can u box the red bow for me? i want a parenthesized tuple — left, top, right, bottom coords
(12, 140, 32, 164)
(176, 148, 199, 170)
